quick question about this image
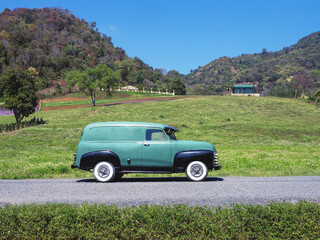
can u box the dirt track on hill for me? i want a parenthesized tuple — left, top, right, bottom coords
(42, 97, 87, 103)
(42, 97, 187, 111)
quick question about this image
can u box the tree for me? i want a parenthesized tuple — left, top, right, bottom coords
(65, 63, 119, 106)
(66, 67, 98, 106)
(55, 83, 62, 94)
(312, 88, 320, 103)
(225, 83, 232, 94)
(291, 70, 313, 98)
(171, 76, 186, 95)
(0, 67, 38, 123)
(64, 69, 81, 93)
(262, 48, 267, 55)
(166, 70, 186, 95)
(94, 63, 120, 96)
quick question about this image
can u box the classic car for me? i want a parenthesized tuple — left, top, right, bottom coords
(71, 122, 221, 182)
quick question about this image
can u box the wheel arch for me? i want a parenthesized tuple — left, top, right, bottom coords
(79, 150, 121, 171)
(173, 150, 213, 172)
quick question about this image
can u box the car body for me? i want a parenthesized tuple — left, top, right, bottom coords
(71, 122, 221, 182)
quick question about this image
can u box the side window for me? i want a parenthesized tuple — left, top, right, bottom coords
(146, 129, 167, 141)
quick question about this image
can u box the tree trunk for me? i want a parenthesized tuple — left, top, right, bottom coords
(91, 92, 96, 106)
(107, 85, 111, 97)
(13, 109, 23, 123)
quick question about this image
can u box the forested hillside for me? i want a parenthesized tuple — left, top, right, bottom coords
(0, 8, 186, 94)
(1, 7, 319, 98)
(185, 31, 320, 96)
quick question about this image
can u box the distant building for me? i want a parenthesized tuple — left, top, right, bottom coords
(120, 85, 138, 92)
(231, 84, 259, 96)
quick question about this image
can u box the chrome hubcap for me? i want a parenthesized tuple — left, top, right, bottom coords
(191, 164, 203, 177)
(98, 166, 110, 178)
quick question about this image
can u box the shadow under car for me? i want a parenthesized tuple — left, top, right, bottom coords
(76, 176, 224, 183)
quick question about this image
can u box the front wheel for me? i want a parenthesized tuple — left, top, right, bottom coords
(93, 161, 115, 182)
(185, 161, 208, 181)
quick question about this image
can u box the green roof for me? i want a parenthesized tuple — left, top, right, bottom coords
(233, 84, 254, 88)
(84, 122, 179, 131)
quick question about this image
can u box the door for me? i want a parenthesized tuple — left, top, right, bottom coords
(143, 129, 172, 170)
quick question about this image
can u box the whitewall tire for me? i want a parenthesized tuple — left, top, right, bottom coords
(185, 161, 208, 181)
(93, 161, 115, 182)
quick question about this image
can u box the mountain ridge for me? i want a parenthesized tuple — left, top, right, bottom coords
(184, 31, 320, 96)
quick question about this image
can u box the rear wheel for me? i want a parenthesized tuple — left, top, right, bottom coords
(93, 161, 115, 182)
(185, 161, 208, 181)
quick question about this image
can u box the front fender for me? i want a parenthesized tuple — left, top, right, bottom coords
(173, 150, 214, 172)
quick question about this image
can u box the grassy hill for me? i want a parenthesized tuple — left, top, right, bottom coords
(0, 96, 319, 179)
(40, 91, 180, 109)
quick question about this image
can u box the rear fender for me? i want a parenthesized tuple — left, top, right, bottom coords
(80, 151, 121, 171)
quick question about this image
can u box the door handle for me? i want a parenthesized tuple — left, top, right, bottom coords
(144, 143, 150, 146)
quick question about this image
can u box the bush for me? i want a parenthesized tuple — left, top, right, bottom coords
(0, 117, 45, 133)
(269, 84, 295, 98)
(0, 202, 319, 239)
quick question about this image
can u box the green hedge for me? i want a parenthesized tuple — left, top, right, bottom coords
(0, 202, 319, 239)
(0, 117, 45, 133)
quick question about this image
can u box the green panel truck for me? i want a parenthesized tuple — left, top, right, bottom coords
(71, 122, 221, 182)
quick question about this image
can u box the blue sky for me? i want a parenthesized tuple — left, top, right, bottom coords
(1, 0, 320, 74)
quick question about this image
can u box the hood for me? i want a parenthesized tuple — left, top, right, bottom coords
(175, 140, 215, 152)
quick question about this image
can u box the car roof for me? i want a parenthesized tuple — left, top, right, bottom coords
(84, 122, 179, 131)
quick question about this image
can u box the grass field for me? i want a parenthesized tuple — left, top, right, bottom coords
(41, 91, 178, 108)
(1, 202, 319, 239)
(0, 95, 319, 179)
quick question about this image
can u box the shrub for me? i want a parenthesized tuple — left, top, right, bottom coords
(0, 202, 319, 239)
(0, 117, 45, 133)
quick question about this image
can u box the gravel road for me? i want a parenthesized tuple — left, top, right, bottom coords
(0, 176, 319, 207)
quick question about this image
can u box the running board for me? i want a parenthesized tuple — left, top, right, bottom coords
(119, 170, 172, 174)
